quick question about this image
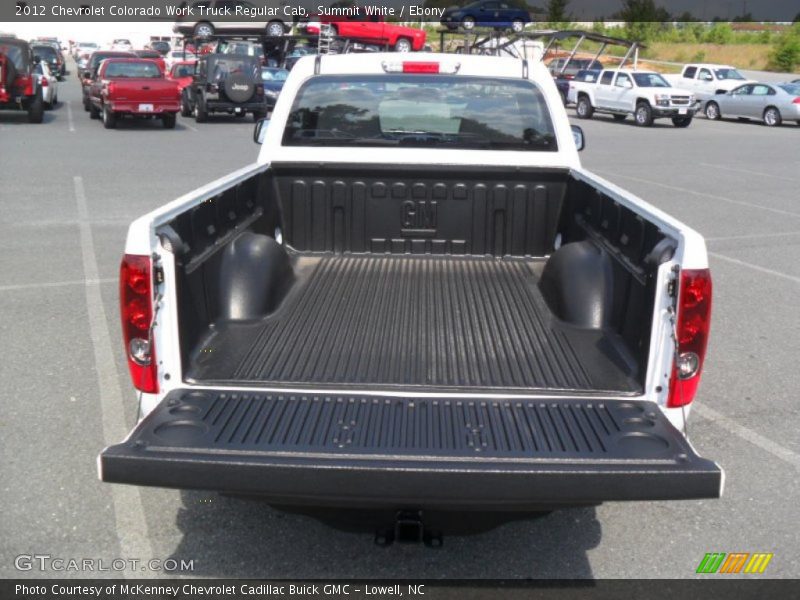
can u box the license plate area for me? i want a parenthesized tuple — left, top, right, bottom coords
(138, 103, 154, 112)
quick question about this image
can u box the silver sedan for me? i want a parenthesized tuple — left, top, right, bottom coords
(704, 82, 800, 126)
(32, 61, 59, 109)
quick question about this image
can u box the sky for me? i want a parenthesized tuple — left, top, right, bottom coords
(0, 22, 175, 46)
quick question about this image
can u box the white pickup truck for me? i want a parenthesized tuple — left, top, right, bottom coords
(664, 63, 754, 108)
(99, 53, 722, 512)
(573, 69, 696, 127)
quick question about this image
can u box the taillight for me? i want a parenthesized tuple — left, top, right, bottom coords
(108, 82, 116, 95)
(41, 77, 48, 87)
(382, 60, 460, 75)
(120, 254, 158, 393)
(667, 268, 712, 408)
(793, 97, 800, 105)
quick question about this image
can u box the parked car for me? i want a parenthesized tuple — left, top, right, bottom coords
(573, 69, 696, 127)
(134, 49, 167, 74)
(165, 49, 198, 71)
(73, 41, 99, 60)
(31, 44, 65, 80)
(172, 1, 292, 38)
(260, 66, 288, 110)
(306, 15, 426, 52)
(100, 53, 722, 515)
(704, 82, 800, 127)
(547, 57, 603, 79)
(664, 63, 754, 108)
(148, 40, 171, 56)
(441, 0, 532, 32)
(0, 37, 45, 123)
(81, 51, 137, 111)
(182, 53, 268, 122)
(88, 58, 181, 129)
(283, 46, 316, 71)
(565, 69, 601, 105)
(111, 39, 133, 52)
(168, 61, 197, 93)
(221, 41, 267, 65)
(32, 60, 58, 109)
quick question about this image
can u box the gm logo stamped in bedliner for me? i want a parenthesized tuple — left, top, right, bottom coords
(400, 200, 437, 235)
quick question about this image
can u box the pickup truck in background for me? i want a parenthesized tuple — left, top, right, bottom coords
(100, 53, 721, 517)
(664, 63, 754, 108)
(573, 69, 696, 127)
(88, 58, 180, 129)
(81, 50, 136, 111)
(305, 15, 426, 53)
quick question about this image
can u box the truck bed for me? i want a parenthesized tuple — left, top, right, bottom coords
(187, 253, 639, 394)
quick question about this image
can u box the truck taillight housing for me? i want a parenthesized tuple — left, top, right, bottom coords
(667, 268, 712, 408)
(120, 254, 158, 393)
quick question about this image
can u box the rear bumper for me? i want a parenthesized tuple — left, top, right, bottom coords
(206, 99, 267, 113)
(100, 390, 722, 509)
(107, 102, 180, 115)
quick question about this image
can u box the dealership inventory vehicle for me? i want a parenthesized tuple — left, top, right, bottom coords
(441, 0, 532, 32)
(0, 37, 45, 123)
(111, 38, 133, 52)
(172, 0, 293, 39)
(169, 61, 197, 96)
(183, 53, 268, 122)
(704, 82, 800, 126)
(665, 63, 753, 108)
(88, 58, 181, 129)
(573, 69, 696, 127)
(31, 43, 65, 79)
(32, 60, 58, 109)
(547, 57, 603, 79)
(134, 49, 167, 74)
(260, 67, 288, 110)
(100, 53, 722, 513)
(72, 41, 99, 60)
(81, 50, 136, 110)
(306, 15, 427, 52)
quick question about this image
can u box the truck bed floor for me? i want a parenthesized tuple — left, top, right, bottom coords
(187, 255, 640, 393)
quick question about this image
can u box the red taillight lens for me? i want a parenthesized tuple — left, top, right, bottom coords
(402, 62, 439, 74)
(108, 82, 116, 95)
(667, 268, 712, 408)
(120, 254, 158, 393)
(793, 97, 800, 105)
(41, 77, 48, 87)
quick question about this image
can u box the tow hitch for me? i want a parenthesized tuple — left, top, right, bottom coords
(375, 510, 443, 548)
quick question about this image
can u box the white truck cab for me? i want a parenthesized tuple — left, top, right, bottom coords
(665, 63, 754, 107)
(573, 69, 696, 127)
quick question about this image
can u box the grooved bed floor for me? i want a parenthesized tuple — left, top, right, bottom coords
(188, 255, 640, 393)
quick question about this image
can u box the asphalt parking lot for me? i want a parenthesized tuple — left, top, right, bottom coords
(1, 63, 799, 580)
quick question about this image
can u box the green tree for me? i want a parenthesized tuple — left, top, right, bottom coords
(614, 0, 671, 42)
(769, 28, 800, 71)
(546, 0, 570, 22)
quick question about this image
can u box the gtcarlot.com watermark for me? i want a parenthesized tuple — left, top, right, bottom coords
(14, 554, 194, 573)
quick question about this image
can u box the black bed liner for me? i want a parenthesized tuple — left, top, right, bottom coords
(187, 254, 640, 394)
(100, 389, 722, 506)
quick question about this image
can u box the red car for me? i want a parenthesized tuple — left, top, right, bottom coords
(134, 49, 167, 74)
(0, 37, 44, 123)
(88, 58, 181, 129)
(307, 14, 426, 52)
(167, 60, 196, 93)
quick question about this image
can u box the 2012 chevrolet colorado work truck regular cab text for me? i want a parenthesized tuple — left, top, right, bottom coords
(99, 53, 722, 512)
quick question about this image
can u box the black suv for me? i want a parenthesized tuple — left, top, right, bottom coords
(181, 54, 268, 122)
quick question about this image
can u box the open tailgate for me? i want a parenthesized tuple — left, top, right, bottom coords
(100, 390, 722, 507)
